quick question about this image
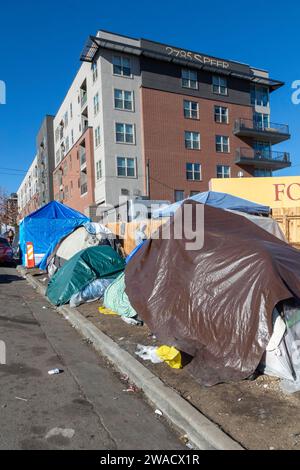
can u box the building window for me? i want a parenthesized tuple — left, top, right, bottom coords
(184, 100, 199, 119)
(55, 149, 60, 166)
(181, 69, 198, 89)
(254, 112, 270, 129)
(96, 160, 102, 180)
(216, 135, 230, 153)
(55, 127, 59, 143)
(71, 129, 74, 145)
(190, 191, 199, 197)
(174, 190, 184, 202)
(186, 163, 201, 181)
(93, 93, 99, 116)
(185, 131, 200, 150)
(80, 171, 88, 195)
(70, 102, 73, 119)
(254, 168, 272, 177)
(92, 61, 98, 82)
(64, 111, 68, 128)
(113, 56, 131, 77)
(217, 165, 231, 178)
(65, 136, 70, 152)
(117, 157, 136, 177)
(212, 75, 228, 95)
(114, 89, 134, 111)
(251, 85, 269, 107)
(94, 126, 101, 147)
(115, 123, 135, 144)
(214, 106, 229, 123)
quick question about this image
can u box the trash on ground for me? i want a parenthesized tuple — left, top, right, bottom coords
(45, 427, 75, 440)
(135, 344, 182, 368)
(98, 306, 119, 316)
(15, 396, 28, 402)
(155, 409, 163, 416)
(123, 384, 139, 393)
(122, 316, 143, 326)
(48, 368, 63, 375)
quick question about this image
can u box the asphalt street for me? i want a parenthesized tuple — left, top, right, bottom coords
(0, 266, 183, 450)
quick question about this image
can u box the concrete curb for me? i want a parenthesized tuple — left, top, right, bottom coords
(17, 266, 243, 450)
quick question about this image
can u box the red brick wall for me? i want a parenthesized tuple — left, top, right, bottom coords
(141, 88, 254, 202)
(53, 128, 95, 215)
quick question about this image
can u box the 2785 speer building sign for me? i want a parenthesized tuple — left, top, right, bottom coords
(165, 46, 230, 69)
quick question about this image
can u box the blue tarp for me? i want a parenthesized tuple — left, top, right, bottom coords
(153, 191, 270, 218)
(19, 201, 89, 269)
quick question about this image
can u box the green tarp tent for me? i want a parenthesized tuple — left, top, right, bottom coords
(46, 245, 125, 306)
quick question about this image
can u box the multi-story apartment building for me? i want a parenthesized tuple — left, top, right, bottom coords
(17, 116, 55, 219)
(72, 30, 289, 205)
(36, 115, 55, 207)
(17, 155, 39, 219)
(20, 30, 292, 220)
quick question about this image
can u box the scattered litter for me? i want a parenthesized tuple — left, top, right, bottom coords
(98, 306, 118, 316)
(238, 398, 242, 402)
(269, 447, 275, 450)
(135, 344, 163, 364)
(45, 427, 75, 440)
(118, 337, 125, 341)
(156, 345, 182, 369)
(263, 384, 268, 389)
(186, 442, 194, 449)
(123, 384, 139, 393)
(120, 374, 129, 382)
(122, 316, 143, 326)
(42, 277, 48, 282)
(155, 409, 163, 416)
(42, 306, 47, 309)
(48, 368, 63, 375)
(135, 344, 182, 368)
(15, 397, 28, 402)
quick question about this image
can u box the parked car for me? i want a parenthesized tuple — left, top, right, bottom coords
(0, 237, 14, 265)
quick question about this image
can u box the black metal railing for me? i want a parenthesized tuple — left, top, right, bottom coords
(236, 147, 290, 163)
(234, 118, 289, 135)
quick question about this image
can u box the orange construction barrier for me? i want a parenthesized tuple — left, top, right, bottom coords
(26, 242, 35, 268)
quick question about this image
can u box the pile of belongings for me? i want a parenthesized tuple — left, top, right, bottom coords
(125, 200, 300, 390)
(46, 245, 125, 306)
(47, 222, 119, 278)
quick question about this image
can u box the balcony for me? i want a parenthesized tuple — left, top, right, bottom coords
(235, 147, 291, 170)
(234, 118, 290, 144)
(81, 92, 87, 109)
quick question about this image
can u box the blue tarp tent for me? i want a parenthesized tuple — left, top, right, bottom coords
(153, 191, 270, 218)
(19, 201, 89, 269)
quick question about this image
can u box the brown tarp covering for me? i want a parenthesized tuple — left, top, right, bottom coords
(125, 201, 300, 385)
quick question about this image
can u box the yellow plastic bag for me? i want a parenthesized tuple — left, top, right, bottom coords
(98, 306, 119, 316)
(156, 345, 182, 369)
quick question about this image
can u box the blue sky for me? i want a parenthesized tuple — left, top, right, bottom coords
(0, 0, 300, 193)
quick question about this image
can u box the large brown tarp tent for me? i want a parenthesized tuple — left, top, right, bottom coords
(125, 201, 300, 386)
